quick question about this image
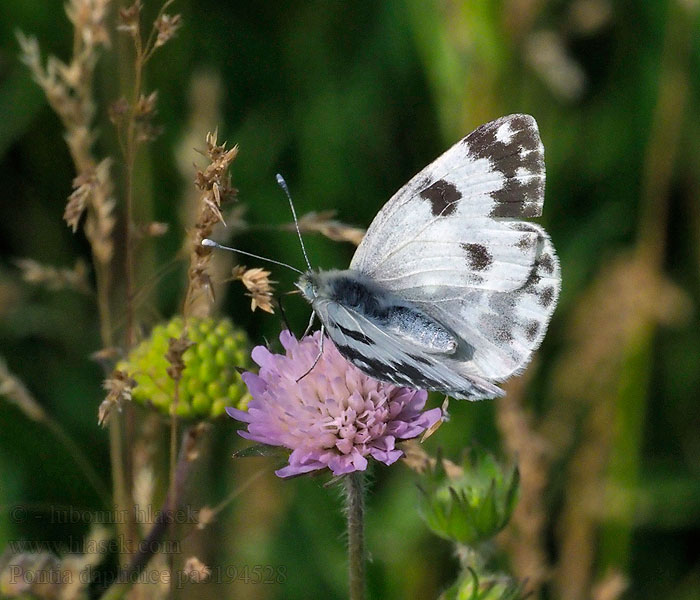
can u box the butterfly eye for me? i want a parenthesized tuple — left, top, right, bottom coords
(307, 281, 318, 298)
(295, 276, 317, 301)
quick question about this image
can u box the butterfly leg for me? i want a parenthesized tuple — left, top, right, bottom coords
(296, 324, 325, 383)
(421, 395, 451, 442)
(302, 310, 316, 338)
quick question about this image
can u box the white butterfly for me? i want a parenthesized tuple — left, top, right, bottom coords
(295, 114, 560, 400)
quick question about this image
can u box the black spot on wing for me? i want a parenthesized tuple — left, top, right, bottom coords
(461, 243, 493, 271)
(522, 268, 542, 293)
(516, 234, 536, 252)
(462, 115, 544, 218)
(420, 179, 461, 216)
(539, 253, 555, 274)
(539, 286, 555, 307)
(494, 325, 514, 344)
(514, 228, 559, 308)
(525, 320, 540, 342)
(336, 323, 375, 346)
(466, 115, 541, 174)
(489, 178, 543, 218)
(496, 145, 543, 178)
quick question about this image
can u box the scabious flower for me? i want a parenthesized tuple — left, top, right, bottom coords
(227, 331, 441, 478)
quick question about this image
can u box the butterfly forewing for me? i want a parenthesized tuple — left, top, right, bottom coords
(360, 219, 541, 299)
(351, 114, 545, 276)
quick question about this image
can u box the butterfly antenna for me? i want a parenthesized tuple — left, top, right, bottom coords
(201, 239, 304, 275)
(276, 173, 312, 272)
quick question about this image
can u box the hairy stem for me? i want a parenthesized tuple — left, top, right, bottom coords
(345, 472, 367, 600)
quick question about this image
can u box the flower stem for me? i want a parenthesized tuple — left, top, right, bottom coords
(345, 472, 366, 600)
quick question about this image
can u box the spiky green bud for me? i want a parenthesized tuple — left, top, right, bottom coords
(418, 448, 519, 547)
(441, 569, 526, 600)
(119, 316, 251, 420)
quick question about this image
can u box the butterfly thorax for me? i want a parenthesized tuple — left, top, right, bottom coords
(297, 269, 458, 355)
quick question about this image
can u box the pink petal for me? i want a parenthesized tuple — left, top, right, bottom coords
(250, 346, 275, 370)
(370, 448, 403, 465)
(275, 462, 323, 478)
(241, 372, 267, 397)
(226, 406, 252, 423)
(279, 330, 298, 351)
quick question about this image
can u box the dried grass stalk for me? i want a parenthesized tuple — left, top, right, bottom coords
(165, 335, 194, 382)
(18, 1, 116, 344)
(288, 210, 365, 246)
(99, 369, 136, 427)
(549, 252, 688, 600)
(0, 358, 47, 423)
(496, 373, 552, 593)
(18, 2, 114, 245)
(15, 258, 91, 295)
(184, 132, 238, 317)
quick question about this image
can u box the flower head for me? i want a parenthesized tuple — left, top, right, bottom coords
(118, 316, 251, 420)
(227, 331, 441, 478)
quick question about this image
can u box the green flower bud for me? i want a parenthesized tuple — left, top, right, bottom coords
(441, 569, 525, 600)
(211, 398, 227, 417)
(119, 316, 251, 420)
(418, 448, 519, 547)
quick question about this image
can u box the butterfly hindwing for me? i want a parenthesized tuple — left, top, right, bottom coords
(316, 299, 505, 400)
(412, 225, 560, 381)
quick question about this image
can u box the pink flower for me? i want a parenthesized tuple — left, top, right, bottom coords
(227, 331, 441, 478)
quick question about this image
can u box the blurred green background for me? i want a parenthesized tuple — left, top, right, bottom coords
(1, 1, 699, 599)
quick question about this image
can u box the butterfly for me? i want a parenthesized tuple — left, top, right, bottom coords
(294, 114, 560, 400)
